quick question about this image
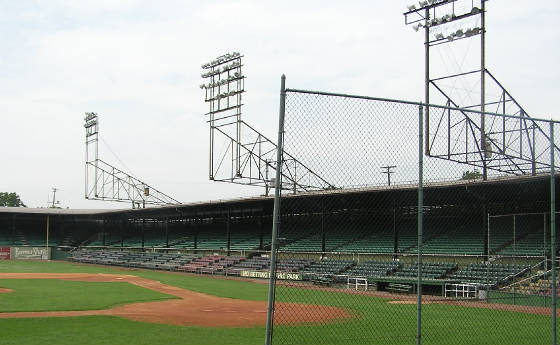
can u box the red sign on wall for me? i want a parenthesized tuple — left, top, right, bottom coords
(0, 247, 10, 260)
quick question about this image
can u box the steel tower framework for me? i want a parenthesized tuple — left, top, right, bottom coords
(84, 112, 180, 208)
(404, 0, 559, 178)
(201, 53, 333, 194)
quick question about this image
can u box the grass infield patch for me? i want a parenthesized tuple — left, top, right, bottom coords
(0, 279, 175, 312)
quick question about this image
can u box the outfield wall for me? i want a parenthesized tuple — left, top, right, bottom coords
(7, 247, 51, 260)
(0, 247, 10, 260)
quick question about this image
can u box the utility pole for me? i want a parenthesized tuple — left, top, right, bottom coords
(48, 188, 60, 208)
(381, 165, 397, 186)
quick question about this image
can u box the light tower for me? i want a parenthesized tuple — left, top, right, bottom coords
(84, 112, 99, 197)
(403, 1, 557, 178)
(404, 0, 488, 177)
(201, 52, 245, 180)
(200, 53, 333, 193)
(83, 112, 179, 207)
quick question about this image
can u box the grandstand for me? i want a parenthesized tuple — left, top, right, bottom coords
(0, 174, 558, 294)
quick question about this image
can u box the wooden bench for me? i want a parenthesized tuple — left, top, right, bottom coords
(387, 283, 413, 293)
(311, 276, 333, 287)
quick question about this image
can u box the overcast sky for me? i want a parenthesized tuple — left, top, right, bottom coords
(1, 0, 558, 209)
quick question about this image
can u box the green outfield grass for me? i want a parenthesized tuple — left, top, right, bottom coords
(0, 260, 118, 274)
(0, 316, 265, 345)
(0, 260, 556, 345)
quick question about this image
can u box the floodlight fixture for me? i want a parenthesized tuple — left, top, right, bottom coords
(84, 112, 98, 130)
(84, 112, 98, 122)
(419, 0, 428, 7)
(407, 4, 416, 11)
(464, 27, 481, 37)
(435, 33, 444, 40)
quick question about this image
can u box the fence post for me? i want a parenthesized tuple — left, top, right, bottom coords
(486, 213, 490, 300)
(551, 121, 556, 345)
(417, 104, 424, 345)
(265, 75, 287, 345)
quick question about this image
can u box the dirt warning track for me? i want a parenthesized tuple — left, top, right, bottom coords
(0, 273, 350, 327)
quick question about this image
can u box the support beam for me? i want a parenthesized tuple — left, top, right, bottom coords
(165, 218, 169, 248)
(102, 217, 106, 246)
(46, 215, 50, 253)
(226, 209, 231, 256)
(483, 198, 489, 260)
(141, 219, 145, 249)
(321, 199, 326, 255)
(259, 214, 264, 250)
(393, 199, 398, 259)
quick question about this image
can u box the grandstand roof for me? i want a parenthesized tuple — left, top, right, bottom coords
(0, 173, 556, 220)
(0, 207, 113, 215)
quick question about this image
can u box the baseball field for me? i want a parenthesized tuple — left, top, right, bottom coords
(0, 260, 555, 345)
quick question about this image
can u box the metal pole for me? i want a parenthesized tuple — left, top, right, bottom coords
(424, 8, 430, 155)
(513, 215, 517, 255)
(141, 219, 145, 249)
(226, 209, 231, 257)
(46, 215, 49, 258)
(94, 124, 99, 196)
(481, 0, 487, 181)
(544, 213, 548, 273)
(165, 218, 169, 248)
(487, 213, 490, 299)
(417, 104, 424, 345)
(321, 199, 326, 255)
(209, 70, 215, 180)
(265, 75, 287, 345)
(236, 100, 241, 177)
(550, 121, 556, 345)
(85, 134, 88, 198)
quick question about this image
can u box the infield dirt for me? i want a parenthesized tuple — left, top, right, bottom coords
(0, 273, 351, 327)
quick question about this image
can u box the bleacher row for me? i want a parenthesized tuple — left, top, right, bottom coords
(0, 232, 76, 247)
(449, 263, 532, 286)
(4, 224, 554, 257)
(86, 230, 267, 251)
(68, 249, 530, 287)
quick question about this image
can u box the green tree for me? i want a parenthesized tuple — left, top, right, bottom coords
(461, 170, 482, 180)
(0, 192, 26, 207)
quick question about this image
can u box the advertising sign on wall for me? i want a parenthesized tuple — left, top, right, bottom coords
(11, 247, 50, 260)
(0, 247, 10, 260)
(240, 270, 302, 280)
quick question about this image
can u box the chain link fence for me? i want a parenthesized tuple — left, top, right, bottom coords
(265, 81, 560, 345)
